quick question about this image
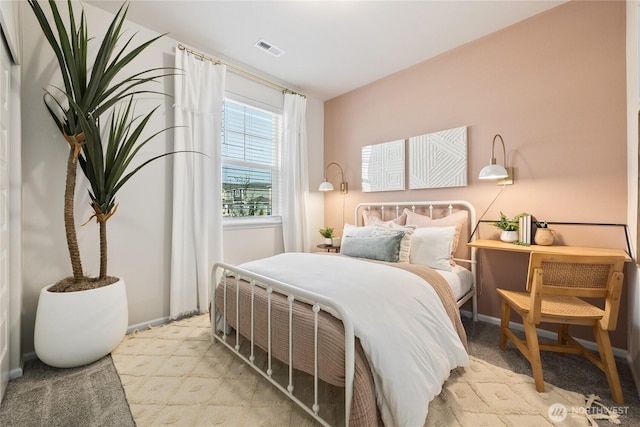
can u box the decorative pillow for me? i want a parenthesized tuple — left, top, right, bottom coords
(362, 210, 407, 226)
(342, 223, 375, 238)
(341, 232, 405, 263)
(409, 226, 456, 271)
(372, 223, 415, 263)
(403, 209, 468, 260)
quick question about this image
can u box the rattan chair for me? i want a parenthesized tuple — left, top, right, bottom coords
(496, 252, 626, 404)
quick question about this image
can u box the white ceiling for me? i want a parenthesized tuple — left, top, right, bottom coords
(86, 0, 566, 101)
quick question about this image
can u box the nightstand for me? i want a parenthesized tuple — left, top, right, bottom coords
(316, 244, 340, 253)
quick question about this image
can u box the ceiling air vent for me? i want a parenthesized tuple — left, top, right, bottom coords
(254, 39, 284, 57)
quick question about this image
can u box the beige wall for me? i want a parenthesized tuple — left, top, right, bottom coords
(324, 1, 629, 348)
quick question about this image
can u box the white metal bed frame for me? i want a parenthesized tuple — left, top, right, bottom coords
(210, 200, 477, 427)
(211, 265, 355, 426)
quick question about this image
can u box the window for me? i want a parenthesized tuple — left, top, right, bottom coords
(221, 98, 281, 218)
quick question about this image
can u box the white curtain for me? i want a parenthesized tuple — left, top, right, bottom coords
(170, 48, 226, 318)
(280, 93, 310, 253)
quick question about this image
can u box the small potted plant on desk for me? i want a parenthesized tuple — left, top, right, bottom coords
(492, 212, 528, 243)
(319, 226, 335, 245)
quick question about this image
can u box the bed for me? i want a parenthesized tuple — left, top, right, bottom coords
(211, 200, 477, 427)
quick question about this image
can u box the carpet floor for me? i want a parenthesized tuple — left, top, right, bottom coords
(1, 314, 638, 426)
(0, 353, 134, 427)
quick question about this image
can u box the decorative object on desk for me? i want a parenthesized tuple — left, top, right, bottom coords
(332, 236, 341, 246)
(518, 214, 532, 244)
(478, 134, 514, 185)
(500, 230, 518, 243)
(319, 162, 348, 194)
(492, 212, 529, 242)
(535, 227, 556, 246)
(319, 226, 335, 245)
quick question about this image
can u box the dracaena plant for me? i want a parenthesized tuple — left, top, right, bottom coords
(29, 0, 171, 290)
(71, 96, 177, 281)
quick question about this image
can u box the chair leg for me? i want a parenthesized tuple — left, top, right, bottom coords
(557, 324, 569, 356)
(524, 320, 545, 392)
(593, 325, 624, 405)
(499, 299, 510, 350)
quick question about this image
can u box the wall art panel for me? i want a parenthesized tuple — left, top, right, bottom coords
(409, 126, 467, 189)
(361, 139, 405, 192)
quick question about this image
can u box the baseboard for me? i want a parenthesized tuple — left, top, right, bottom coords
(126, 316, 171, 334)
(9, 367, 22, 380)
(10, 351, 38, 379)
(463, 311, 629, 359)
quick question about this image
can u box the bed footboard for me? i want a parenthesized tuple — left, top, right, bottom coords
(211, 262, 358, 427)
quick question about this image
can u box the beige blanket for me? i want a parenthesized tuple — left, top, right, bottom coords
(214, 259, 467, 426)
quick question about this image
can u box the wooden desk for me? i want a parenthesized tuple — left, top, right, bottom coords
(467, 239, 632, 262)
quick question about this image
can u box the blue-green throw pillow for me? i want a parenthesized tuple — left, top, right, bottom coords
(341, 232, 405, 262)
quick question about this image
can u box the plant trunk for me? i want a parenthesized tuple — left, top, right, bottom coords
(65, 144, 83, 281)
(99, 218, 107, 280)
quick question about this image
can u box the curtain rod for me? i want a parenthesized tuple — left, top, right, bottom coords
(177, 44, 305, 98)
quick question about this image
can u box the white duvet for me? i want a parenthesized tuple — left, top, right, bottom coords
(238, 253, 469, 427)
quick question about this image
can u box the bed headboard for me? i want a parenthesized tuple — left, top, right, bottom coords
(353, 200, 477, 265)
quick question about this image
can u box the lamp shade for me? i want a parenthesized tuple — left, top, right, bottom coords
(318, 181, 335, 191)
(478, 164, 508, 180)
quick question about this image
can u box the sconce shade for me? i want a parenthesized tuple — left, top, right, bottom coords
(319, 181, 335, 192)
(479, 164, 509, 180)
(478, 134, 513, 185)
(319, 162, 348, 194)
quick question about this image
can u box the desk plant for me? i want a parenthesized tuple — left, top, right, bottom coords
(29, 0, 175, 367)
(492, 212, 529, 242)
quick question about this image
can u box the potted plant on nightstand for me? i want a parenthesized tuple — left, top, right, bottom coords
(30, 0, 176, 368)
(492, 212, 528, 243)
(319, 226, 335, 245)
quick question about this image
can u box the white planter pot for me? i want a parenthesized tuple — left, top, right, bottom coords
(34, 278, 128, 368)
(500, 230, 519, 243)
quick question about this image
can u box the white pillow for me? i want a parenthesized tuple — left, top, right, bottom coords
(342, 224, 376, 238)
(403, 208, 467, 260)
(409, 226, 456, 271)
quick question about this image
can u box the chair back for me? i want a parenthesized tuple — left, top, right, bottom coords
(527, 253, 624, 297)
(526, 252, 625, 329)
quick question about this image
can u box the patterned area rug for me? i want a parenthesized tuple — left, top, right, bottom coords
(112, 314, 602, 427)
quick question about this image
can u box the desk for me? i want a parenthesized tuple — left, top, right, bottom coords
(467, 239, 632, 262)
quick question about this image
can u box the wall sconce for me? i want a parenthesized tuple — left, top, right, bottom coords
(319, 162, 348, 194)
(478, 134, 514, 185)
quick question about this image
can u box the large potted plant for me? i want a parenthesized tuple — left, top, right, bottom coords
(29, 0, 173, 368)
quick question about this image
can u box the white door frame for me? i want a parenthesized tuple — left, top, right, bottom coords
(0, 0, 23, 396)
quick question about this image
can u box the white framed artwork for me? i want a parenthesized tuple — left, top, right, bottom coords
(361, 139, 405, 192)
(409, 126, 467, 189)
